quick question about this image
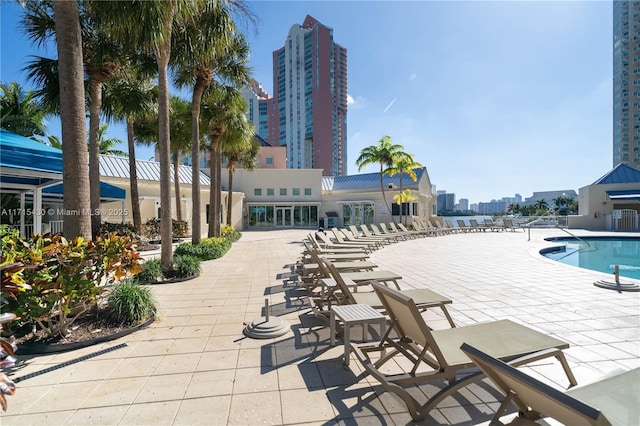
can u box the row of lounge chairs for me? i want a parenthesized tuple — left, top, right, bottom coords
(293, 227, 636, 424)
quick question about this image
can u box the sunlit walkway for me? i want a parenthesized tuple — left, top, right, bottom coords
(2, 228, 638, 425)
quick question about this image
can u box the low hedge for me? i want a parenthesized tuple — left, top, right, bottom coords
(174, 237, 232, 261)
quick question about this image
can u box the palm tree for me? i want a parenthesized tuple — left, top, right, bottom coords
(221, 120, 257, 226)
(534, 199, 549, 213)
(507, 203, 522, 215)
(201, 83, 248, 237)
(93, 0, 204, 271)
(52, 0, 91, 239)
(355, 135, 406, 225)
(46, 134, 62, 149)
(168, 96, 192, 223)
(21, 0, 123, 233)
(172, 15, 252, 243)
(91, 123, 127, 156)
(385, 153, 423, 225)
(101, 68, 157, 233)
(0, 81, 46, 138)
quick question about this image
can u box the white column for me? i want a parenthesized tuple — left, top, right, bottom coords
(19, 192, 26, 237)
(33, 188, 42, 235)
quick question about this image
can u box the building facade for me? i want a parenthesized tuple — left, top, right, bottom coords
(242, 79, 270, 142)
(613, 0, 640, 170)
(269, 15, 348, 176)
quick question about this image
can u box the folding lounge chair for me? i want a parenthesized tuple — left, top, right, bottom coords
(331, 228, 381, 250)
(350, 283, 577, 421)
(324, 260, 456, 328)
(470, 219, 489, 232)
(370, 223, 407, 241)
(305, 233, 366, 256)
(360, 224, 399, 244)
(388, 222, 420, 239)
(315, 231, 371, 253)
(502, 218, 520, 232)
(461, 343, 639, 426)
(456, 219, 473, 233)
(445, 220, 462, 233)
(347, 225, 392, 245)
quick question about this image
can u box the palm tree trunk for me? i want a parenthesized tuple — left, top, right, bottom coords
(88, 77, 103, 235)
(226, 160, 235, 226)
(173, 149, 182, 223)
(53, 0, 91, 239)
(190, 79, 206, 244)
(215, 144, 222, 237)
(379, 165, 393, 226)
(126, 118, 142, 232)
(208, 136, 220, 237)
(399, 175, 404, 225)
(207, 138, 221, 237)
(155, 40, 173, 272)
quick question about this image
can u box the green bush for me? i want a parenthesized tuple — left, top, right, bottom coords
(137, 258, 162, 282)
(174, 237, 231, 261)
(1, 232, 141, 338)
(221, 225, 241, 242)
(172, 255, 201, 278)
(107, 279, 156, 325)
(172, 220, 189, 237)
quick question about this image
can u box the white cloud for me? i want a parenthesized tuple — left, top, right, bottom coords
(346, 94, 367, 110)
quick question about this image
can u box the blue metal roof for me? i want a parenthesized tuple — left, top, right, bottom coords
(593, 163, 640, 184)
(0, 129, 63, 175)
(322, 168, 426, 191)
(0, 130, 123, 200)
(44, 181, 126, 200)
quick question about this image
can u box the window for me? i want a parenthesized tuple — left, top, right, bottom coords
(280, 188, 287, 196)
(254, 188, 262, 196)
(304, 188, 312, 196)
(267, 188, 275, 196)
(266, 157, 273, 165)
(292, 188, 300, 196)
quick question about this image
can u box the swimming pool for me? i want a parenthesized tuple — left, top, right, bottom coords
(542, 237, 640, 280)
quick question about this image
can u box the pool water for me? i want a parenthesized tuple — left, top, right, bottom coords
(542, 237, 640, 280)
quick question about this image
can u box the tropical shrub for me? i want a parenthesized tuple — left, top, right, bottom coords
(174, 237, 231, 261)
(172, 255, 201, 278)
(172, 220, 189, 238)
(221, 225, 241, 242)
(95, 222, 138, 238)
(1, 231, 141, 338)
(107, 279, 156, 325)
(137, 258, 162, 283)
(140, 218, 189, 240)
(141, 218, 160, 240)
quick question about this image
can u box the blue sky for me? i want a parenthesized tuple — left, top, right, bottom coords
(1, 1, 612, 205)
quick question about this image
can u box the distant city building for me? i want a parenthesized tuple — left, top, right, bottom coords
(436, 191, 455, 215)
(269, 15, 348, 176)
(458, 198, 469, 211)
(477, 200, 509, 214)
(242, 79, 271, 142)
(523, 190, 578, 207)
(613, 0, 640, 170)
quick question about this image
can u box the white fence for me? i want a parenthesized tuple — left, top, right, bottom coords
(613, 209, 639, 231)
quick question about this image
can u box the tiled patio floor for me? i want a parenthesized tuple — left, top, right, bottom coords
(1, 228, 638, 425)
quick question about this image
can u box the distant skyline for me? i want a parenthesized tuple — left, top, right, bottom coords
(0, 1, 613, 205)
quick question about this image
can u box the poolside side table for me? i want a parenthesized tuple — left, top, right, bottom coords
(330, 304, 386, 366)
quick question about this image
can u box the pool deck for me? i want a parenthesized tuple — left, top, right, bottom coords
(1, 228, 639, 425)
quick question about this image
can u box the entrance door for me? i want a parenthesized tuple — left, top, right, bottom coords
(275, 207, 292, 227)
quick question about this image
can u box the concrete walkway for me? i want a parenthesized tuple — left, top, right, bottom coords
(1, 228, 638, 425)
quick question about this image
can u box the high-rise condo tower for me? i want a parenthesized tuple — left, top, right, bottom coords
(269, 15, 348, 176)
(613, 0, 640, 170)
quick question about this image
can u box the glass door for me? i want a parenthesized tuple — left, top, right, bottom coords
(275, 207, 292, 227)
